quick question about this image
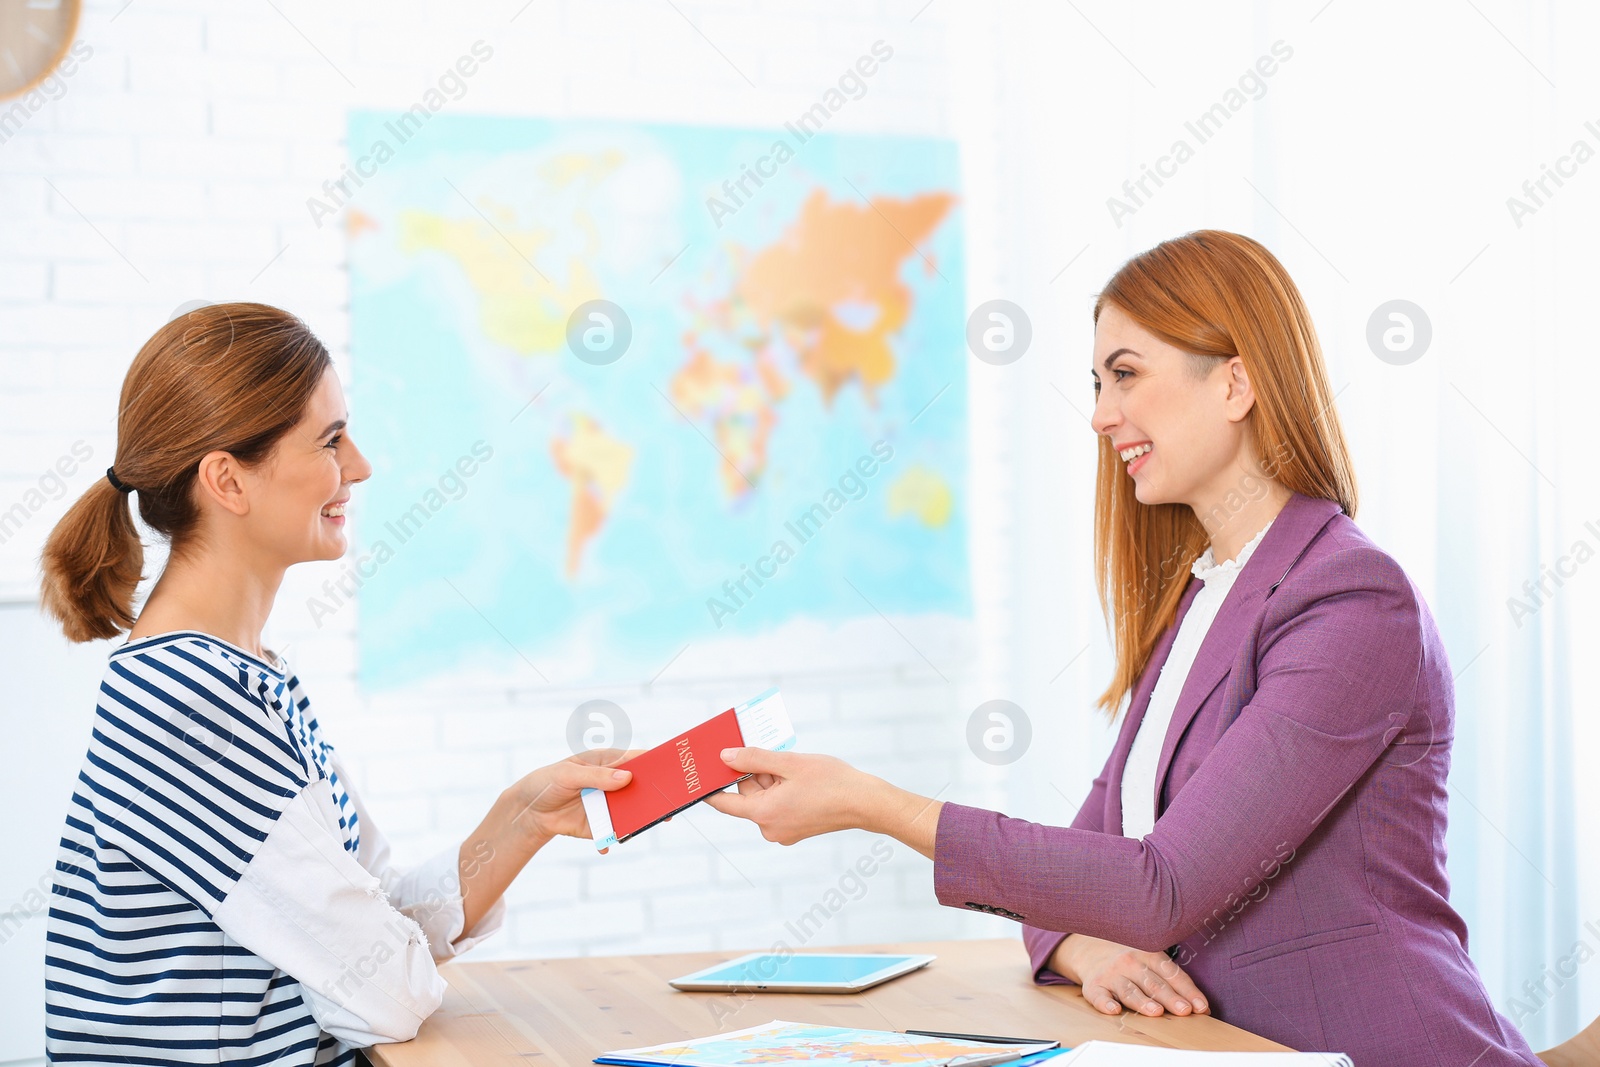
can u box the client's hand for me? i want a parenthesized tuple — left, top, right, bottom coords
(704, 748, 879, 845)
(509, 749, 636, 843)
(1050, 933, 1209, 1018)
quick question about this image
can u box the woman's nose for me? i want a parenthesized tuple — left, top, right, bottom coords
(1091, 389, 1118, 437)
(346, 440, 374, 484)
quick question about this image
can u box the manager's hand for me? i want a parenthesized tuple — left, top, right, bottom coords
(1050, 933, 1209, 1018)
(703, 748, 872, 844)
(705, 748, 944, 857)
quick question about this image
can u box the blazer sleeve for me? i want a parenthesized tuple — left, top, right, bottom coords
(934, 546, 1426, 951)
(1020, 762, 1109, 985)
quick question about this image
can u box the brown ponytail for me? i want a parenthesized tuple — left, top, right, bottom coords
(40, 303, 332, 643)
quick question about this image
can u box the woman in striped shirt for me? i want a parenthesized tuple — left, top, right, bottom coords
(38, 303, 633, 1065)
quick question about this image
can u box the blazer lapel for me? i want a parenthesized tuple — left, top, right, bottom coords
(1149, 492, 1344, 815)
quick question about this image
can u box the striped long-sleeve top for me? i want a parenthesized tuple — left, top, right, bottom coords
(45, 631, 505, 1065)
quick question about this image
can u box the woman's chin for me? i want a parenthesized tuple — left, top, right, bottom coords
(312, 532, 349, 561)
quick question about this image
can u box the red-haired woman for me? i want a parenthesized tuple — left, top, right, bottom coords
(39, 304, 633, 1066)
(709, 231, 1542, 1065)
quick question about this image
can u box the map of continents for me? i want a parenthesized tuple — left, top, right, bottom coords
(346, 114, 968, 688)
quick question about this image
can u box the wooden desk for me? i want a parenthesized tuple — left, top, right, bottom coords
(368, 939, 1292, 1065)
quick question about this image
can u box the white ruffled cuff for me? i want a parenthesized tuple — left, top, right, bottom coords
(384, 845, 508, 960)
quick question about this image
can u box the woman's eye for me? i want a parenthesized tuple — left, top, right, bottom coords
(1113, 368, 1131, 381)
(324, 434, 343, 449)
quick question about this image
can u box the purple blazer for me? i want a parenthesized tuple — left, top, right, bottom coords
(933, 492, 1538, 1066)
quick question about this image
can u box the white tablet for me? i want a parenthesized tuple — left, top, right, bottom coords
(668, 952, 935, 993)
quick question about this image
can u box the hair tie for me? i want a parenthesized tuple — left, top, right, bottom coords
(105, 467, 134, 494)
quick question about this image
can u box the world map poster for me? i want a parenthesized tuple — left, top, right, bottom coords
(345, 112, 968, 690)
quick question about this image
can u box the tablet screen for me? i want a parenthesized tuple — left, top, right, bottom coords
(687, 954, 921, 986)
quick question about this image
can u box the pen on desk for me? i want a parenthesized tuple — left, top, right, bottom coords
(905, 1030, 1057, 1046)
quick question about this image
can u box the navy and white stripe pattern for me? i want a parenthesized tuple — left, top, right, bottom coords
(47, 632, 361, 1065)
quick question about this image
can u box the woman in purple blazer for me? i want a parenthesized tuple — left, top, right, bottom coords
(708, 231, 1541, 1065)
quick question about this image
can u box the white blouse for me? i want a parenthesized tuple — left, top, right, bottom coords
(1119, 518, 1275, 840)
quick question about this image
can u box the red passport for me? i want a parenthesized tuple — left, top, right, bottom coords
(588, 709, 746, 845)
(582, 688, 795, 850)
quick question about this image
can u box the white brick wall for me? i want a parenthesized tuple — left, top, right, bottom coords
(0, 0, 1032, 1059)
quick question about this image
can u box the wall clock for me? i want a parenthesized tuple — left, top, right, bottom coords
(0, 0, 83, 102)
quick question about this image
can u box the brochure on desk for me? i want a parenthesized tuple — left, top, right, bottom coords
(596, 1024, 1354, 1067)
(581, 688, 796, 851)
(595, 1020, 1057, 1067)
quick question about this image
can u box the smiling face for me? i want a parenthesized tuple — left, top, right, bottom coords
(1090, 302, 1254, 512)
(243, 368, 371, 567)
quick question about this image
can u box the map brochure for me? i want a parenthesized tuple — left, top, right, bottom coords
(594, 1020, 1057, 1067)
(581, 688, 796, 850)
